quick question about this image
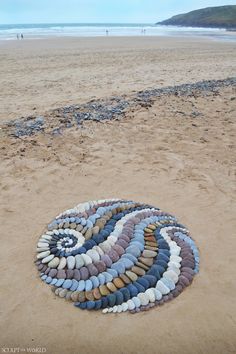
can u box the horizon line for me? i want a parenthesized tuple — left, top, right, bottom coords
(1, 22, 157, 26)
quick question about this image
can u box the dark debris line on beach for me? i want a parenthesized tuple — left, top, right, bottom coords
(2, 77, 236, 138)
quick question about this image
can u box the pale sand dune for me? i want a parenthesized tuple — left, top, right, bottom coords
(0, 37, 236, 354)
(0, 36, 235, 121)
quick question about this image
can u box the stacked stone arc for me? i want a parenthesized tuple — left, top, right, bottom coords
(35, 199, 199, 313)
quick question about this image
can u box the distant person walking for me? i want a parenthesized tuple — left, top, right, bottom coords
(106, 29, 109, 36)
(16, 33, 19, 40)
(21, 33, 24, 39)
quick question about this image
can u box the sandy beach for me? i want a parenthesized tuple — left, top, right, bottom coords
(0, 36, 236, 121)
(0, 36, 236, 354)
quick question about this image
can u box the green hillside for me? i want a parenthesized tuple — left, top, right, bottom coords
(157, 5, 236, 29)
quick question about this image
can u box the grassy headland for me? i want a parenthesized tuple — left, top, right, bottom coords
(157, 5, 236, 29)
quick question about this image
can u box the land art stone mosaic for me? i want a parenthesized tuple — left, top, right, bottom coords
(35, 199, 199, 313)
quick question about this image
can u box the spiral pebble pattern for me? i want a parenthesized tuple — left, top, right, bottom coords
(35, 199, 199, 313)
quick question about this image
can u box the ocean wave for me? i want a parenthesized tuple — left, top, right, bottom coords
(0, 23, 235, 42)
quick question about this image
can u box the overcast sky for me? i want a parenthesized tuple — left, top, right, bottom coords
(1, 0, 236, 24)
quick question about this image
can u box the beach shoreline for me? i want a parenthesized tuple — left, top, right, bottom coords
(1, 22, 236, 42)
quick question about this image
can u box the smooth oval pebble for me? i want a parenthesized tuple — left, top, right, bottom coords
(96, 261, 106, 273)
(77, 280, 85, 291)
(145, 288, 156, 302)
(85, 280, 93, 291)
(42, 254, 54, 264)
(55, 279, 64, 287)
(81, 254, 92, 266)
(153, 288, 162, 301)
(37, 250, 50, 259)
(48, 269, 57, 278)
(63, 279, 72, 289)
(57, 269, 66, 279)
(127, 299, 135, 310)
(131, 266, 145, 276)
(120, 274, 131, 284)
(126, 271, 138, 282)
(71, 291, 79, 302)
(93, 288, 102, 300)
(103, 272, 113, 283)
(139, 257, 153, 267)
(59, 289, 67, 298)
(142, 250, 157, 258)
(107, 282, 118, 293)
(98, 273, 106, 285)
(163, 270, 179, 284)
(80, 267, 89, 280)
(132, 296, 141, 308)
(156, 280, 170, 295)
(87, 249, 100, 263)
(87, 263, 99, 276)
(70, 280, 79, 291)
(67, 256, 75, 270)
(75, 255, 84, 269)
(121, 303, 129, 312)
(113, 278, 125, 289)
(112, 305, 118, 313)
(162, 277, 175, 291)
(137, 293, 149, 306)
(48, 257, 60, 268)
(100, 285, 110, 296)
(58, 257, 67, 270)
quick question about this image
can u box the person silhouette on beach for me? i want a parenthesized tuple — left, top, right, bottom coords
(106, 30, 109, 36)
(17, 34, 19, 40)
(21, 33, 24, 39)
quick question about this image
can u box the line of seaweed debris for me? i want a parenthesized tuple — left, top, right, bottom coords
(2, 77, 235, 138)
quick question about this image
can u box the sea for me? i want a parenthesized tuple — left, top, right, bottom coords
(0, 23, 236, 42)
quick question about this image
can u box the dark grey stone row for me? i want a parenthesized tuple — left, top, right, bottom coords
(2, 77, 235, 138)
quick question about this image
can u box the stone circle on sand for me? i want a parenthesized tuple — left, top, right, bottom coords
(35, 199, 199, 313)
